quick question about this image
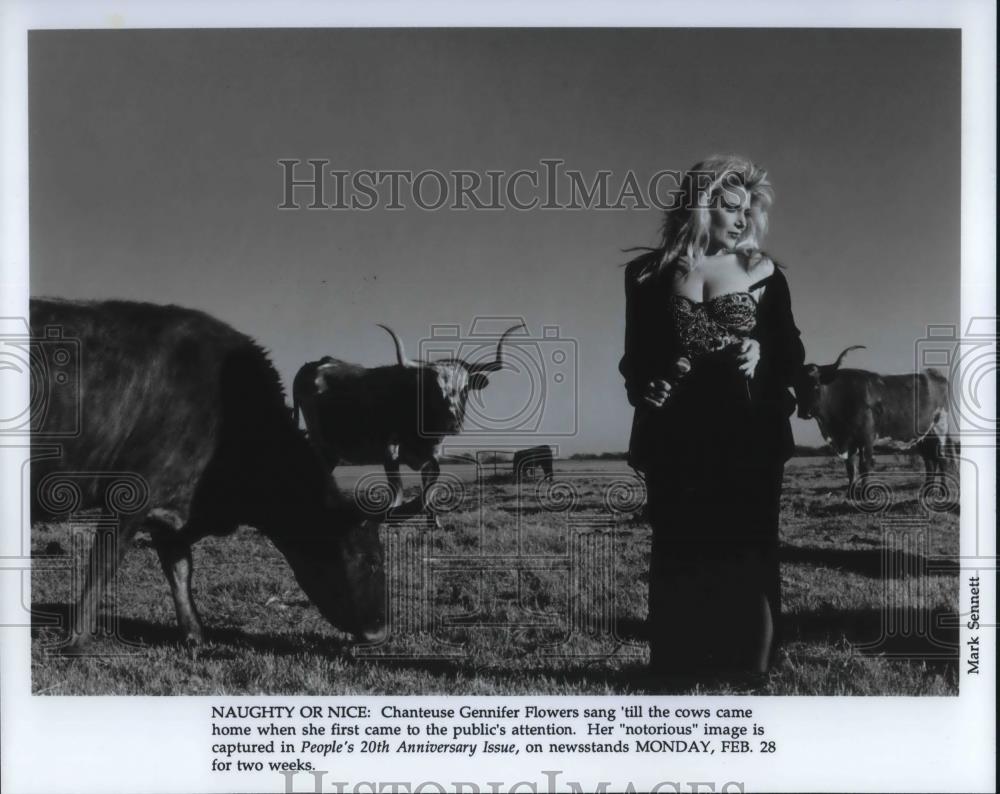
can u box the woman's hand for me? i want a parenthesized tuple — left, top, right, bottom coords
(641, 357, 690, 408)
(642, 379, 671, 408)
(736, 338, 761, 378)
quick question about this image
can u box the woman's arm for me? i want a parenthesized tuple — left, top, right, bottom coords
(619, 254, 679, 407)
(619, 264, 648, 407)
(754, 268, 805, 389)
(771, 269, 806, 382)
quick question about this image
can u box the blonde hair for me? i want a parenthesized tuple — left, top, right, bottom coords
(630, 155, 774, 281)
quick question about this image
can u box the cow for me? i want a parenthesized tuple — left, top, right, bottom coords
(792, 345, 954, 489)
(512, 445, 554, 481)
(293, 323, 523, 523)
(29, 298, 385, 653)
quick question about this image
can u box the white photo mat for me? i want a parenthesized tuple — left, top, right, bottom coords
(1, 2, 995, 793)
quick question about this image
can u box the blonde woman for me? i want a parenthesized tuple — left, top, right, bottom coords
(620, 155, 805, 675)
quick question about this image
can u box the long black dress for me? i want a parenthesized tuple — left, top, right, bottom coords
(619, 252, 805, 673)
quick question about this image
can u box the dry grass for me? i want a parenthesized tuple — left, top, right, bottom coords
(31, 457, 959, 695)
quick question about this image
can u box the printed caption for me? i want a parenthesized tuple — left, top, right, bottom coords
(209, 703, 774, 773)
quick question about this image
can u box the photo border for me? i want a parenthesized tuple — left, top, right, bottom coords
(1, 2, 994, 793)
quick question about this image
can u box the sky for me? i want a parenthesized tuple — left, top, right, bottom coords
(28, 28, 961, 455)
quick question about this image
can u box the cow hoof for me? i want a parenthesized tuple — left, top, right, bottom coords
(57, 637, 93, 656)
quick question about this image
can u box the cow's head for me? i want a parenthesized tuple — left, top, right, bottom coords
(793, 345, 866, 419)
(378, 323, 524, 435)
(279, 507, 386, 643)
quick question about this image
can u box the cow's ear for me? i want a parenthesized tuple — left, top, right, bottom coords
(469, 373, 490, 391)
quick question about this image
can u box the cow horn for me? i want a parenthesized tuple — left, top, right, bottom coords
(818, 345, 865, 379)
(829, 345, 866, 370)
(377, 324, 414, 368)
(468, 323, 525, 373)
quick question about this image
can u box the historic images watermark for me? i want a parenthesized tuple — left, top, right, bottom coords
(277, 769, 746, 793)
(15, 310, 987, 669)
(823, 318, 999, 664)
(331, 316, 619, 661)
(0, 316, 80, 438)
(415, 318, 578, 437)
(277, 159, 737, 212)
(914, 317, 997, 447)
(353, 464, 645, 661)
(1, 316, 150, 652)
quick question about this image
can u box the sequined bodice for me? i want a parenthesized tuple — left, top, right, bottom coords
(671, 292, 758, 359)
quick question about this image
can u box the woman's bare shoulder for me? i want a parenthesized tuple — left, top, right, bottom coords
(670, 258, 703, 295)
(744, 249, 775, 274)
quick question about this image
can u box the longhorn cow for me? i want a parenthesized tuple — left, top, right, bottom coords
(293, 323, 524, 521)
(792, 346, 954, 488)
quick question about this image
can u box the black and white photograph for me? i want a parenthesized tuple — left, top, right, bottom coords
(1, 3, 995, 793)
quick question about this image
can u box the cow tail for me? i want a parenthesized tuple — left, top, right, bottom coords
(292, 393, 301, 429)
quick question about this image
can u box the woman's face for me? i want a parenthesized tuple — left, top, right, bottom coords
(707, 184, 751, 254)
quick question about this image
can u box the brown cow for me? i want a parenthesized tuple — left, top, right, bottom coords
(30, 298, 385, 652)
(793, 346, 954, 487)
(293, 324, 522, 522)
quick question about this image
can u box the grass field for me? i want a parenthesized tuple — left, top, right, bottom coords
(31, 456, 959, 696)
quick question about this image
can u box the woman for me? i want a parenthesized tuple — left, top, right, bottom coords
(619, 155, 805, 675)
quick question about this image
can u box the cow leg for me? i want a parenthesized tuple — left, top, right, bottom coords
(859, 442, 874, 480)
(147, 509, 213, 645)
(383, 458, 405, 511)
(923, 446, 934, 482)
(932, 437, 946, 489)
(917, 437, 937, 486)
(384, 451, 425, 521)
(931, 447, 946, 498)
(919, 435, 950, 500)
(844, 452, 856, 488)
(938, 438, 951, 487)
(420, 458, 441, 527)
(64, 517, 142, 654)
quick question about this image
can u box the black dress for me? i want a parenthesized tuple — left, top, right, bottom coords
(619, 252, 805, 673)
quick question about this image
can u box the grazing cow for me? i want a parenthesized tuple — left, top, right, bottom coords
(30, 298, 385, 652)
(792, 345, 953, 488)
(293, 323, 523, 521)
(513, 445, 554, 481)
